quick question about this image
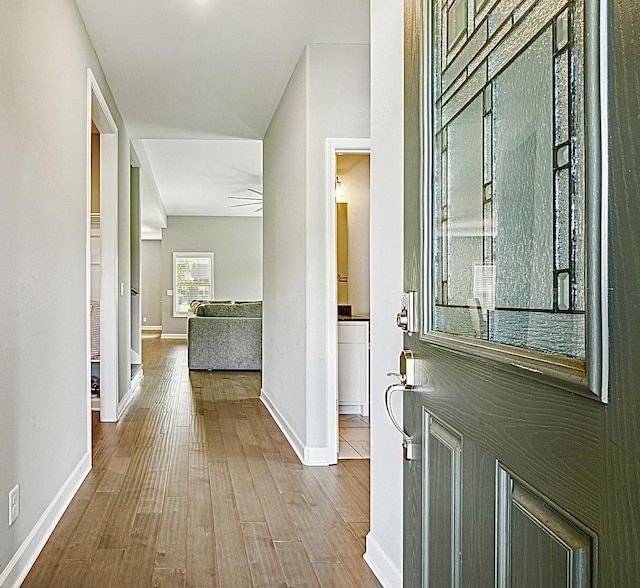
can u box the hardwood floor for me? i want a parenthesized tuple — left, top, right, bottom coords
(23, 338, 381, 587)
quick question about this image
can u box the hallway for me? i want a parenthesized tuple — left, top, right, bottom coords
(24, 339, 380, 587)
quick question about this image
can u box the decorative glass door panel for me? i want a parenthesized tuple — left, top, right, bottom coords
(430, 0, 590, 363)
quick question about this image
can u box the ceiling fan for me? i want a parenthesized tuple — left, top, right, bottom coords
(228, 188, 263, 212)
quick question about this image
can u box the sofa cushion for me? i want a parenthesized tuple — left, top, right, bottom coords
(200, 303, 233, 317)
(192, 300, 232, 316)
(232, 302, 262, 317)
(198, 301, 262, 318)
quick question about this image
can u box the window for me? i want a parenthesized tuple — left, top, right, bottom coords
(427, 0, 587, 361)
(173, 252, 213, 317)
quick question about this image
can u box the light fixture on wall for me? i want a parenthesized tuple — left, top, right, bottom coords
(335, 177, 345, 201)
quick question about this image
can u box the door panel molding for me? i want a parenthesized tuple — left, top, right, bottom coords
(423, 411, 462, 587)
(420, 345, 602, 528)
(496, 465, 595, 587)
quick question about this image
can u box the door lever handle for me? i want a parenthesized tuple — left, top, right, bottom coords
(384, 383, 408, 439)
(386, 371, 406, 385)
(384, 382, 419, 460)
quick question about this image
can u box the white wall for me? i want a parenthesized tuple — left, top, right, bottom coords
(305, 45, 370, 454)
(262, 33, 403, 585)
(337, 153, 371, 315)
(262, 44, 370, 462)
(141, 240, 163, 328)
(160, 216, 263, 336)
(139, 158, 167, 240)
(0, 0, 130, 584)
(364, 1, 405, 586)
(262, 51, 309, 452)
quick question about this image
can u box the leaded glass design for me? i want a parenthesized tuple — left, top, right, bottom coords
(430, 0, 586, 359)
(447, 0, 468, 49)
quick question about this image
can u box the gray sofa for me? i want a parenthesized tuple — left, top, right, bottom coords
(187, 301, 262, 370)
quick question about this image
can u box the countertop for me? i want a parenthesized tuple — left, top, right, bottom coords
(338, 314, 370, 322)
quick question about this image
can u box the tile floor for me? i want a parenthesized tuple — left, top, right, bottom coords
(338, 414, 370, 459)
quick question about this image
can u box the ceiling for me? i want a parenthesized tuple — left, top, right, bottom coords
(75, 0, 370, 235)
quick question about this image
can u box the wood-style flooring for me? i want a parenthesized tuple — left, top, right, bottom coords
(23, 338, 381, 587)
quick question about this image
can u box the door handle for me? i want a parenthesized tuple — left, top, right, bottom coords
(384, 380, 420, 461)
(384, 382, 408, 439)
(386, 371, 406, 385)
(384, 350, 432, 460)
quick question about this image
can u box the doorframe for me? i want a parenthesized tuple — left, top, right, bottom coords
(86, 69, 119, 428)
(129, 146, 142, 369)
(325, 138, 371, 463)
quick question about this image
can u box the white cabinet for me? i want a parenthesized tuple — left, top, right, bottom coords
(337, 320, 369, 416)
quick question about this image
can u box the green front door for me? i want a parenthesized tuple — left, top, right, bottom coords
(400, 0, 640, 585)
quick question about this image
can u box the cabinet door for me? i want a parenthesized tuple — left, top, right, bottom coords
(337, 323, 369, 415)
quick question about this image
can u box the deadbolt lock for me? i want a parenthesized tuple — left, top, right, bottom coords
(396, 291, 419, 334)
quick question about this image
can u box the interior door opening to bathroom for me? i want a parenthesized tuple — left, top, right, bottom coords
(333, 148, 371, 461)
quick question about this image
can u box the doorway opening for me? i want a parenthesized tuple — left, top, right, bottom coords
(325, 139, 371, 463)
(129, 161, 143, 388)
(87, 69, 119, 435)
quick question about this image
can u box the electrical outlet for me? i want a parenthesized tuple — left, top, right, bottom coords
(8, 484, 19, 527)
(143, 317, 147, 323)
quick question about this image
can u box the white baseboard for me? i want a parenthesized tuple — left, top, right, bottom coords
(338, 404, 365, 415)
(160, 333, 187, 340)
(131, 367, 144, 391)
(303, 446, 333, 466)
(118, 386, 135, 418)
(260, 388, 331, 467)
(260, 388, 305, 463)
(118, 368, 143, 418)
(0, 452, 92, 588)
(364, 532, 402, 588)
(141, 325, 162, 331)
